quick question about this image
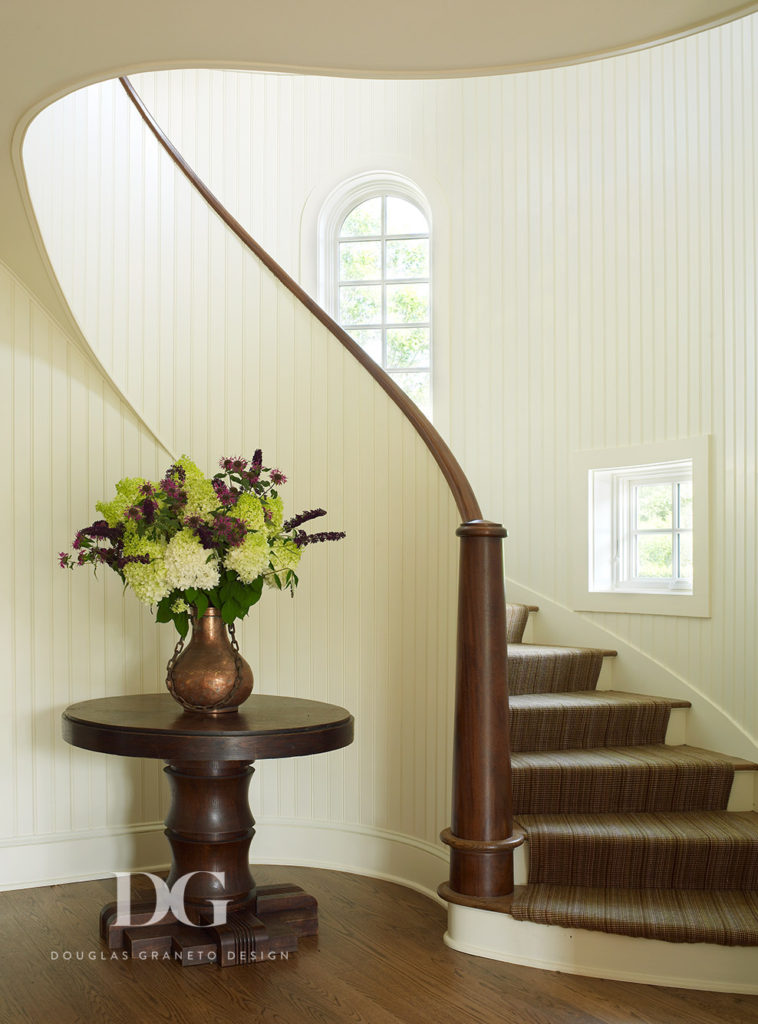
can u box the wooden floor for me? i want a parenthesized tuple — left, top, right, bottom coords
(1, 867, 757, 1024)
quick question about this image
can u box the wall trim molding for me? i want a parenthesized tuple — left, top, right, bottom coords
(445, 904, 758, 995)
(0, 818, 448, 901)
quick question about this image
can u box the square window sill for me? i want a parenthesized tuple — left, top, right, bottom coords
(574, 590, 709, 618)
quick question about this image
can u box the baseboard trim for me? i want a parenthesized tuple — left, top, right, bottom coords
(445, 903, 758, 994)
(0, 818, 448, 901)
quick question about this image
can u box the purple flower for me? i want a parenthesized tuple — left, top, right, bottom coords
(220, 456, 248, 473)
(270, 469, 287, 486)
(212, 514, 246, 547)
(139, 497, 158, 524)
(160, 477, 187, 505)
(185, 516, 215, 549)
(139, 482, 157, 497)
(125, 506, 143, 522)
(212, 478, 239, 507)
(283, 508, 326, 532)
(293, 530, 346, 548)
(59, 552, 70, 568)
(252, 449, 263, 471)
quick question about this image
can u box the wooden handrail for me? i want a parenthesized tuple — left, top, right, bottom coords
(119, 73, 522, 907)
(119, 76, 481, 524)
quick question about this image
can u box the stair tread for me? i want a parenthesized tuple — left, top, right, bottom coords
(516, 810, 758, 835)
(510, 885, 758, 946)
(509, 690, 690, 710)
(509, 643, 617, 659)
(512, 744, 758, 771)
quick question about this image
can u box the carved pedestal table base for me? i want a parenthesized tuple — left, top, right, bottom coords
(63, 694, 354, 968)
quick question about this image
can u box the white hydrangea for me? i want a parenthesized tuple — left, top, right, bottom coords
(164, 528, 221, 591)
(224, 532, 270, 584)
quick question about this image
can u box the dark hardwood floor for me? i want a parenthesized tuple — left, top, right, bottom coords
(1, 867, 756, 1024)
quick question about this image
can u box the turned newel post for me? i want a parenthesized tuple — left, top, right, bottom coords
(439, 520, 523, 904)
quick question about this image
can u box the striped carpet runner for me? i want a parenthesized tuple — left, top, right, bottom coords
(505, 603, 758, 946)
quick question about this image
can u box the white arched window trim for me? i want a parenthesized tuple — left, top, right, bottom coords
(316, 170, 435, 420)
(317, 171, 433, 315)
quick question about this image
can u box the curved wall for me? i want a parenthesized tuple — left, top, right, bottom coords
(6, 83, 460, 891)
(130, 14, 758, 749)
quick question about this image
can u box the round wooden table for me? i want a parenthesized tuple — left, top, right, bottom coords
(62, 693, 354, 967)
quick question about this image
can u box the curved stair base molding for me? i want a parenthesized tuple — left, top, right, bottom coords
(444, 904, 758, 995)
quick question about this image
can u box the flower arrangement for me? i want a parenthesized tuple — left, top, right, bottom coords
(59, 452, 345, 637)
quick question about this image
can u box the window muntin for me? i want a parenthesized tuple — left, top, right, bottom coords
(336, 194, 431, 416)
(614, 465, 694, 591)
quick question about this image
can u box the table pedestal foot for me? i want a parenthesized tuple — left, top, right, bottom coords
(99, 884, 318, 967)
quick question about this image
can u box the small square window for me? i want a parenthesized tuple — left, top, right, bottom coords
(604, 461, 693, 594)
(570, 437, 709, 617)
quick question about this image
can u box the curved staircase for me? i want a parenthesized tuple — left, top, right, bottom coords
(504, 603, 758, 959)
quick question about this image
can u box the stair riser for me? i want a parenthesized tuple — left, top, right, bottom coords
(512, 769, 734, 814)
(510, 707, 671, 752)
(524, 839, 758, 889)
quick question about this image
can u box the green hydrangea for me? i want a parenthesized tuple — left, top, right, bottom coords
(234, 493, 265, 533)
(265, 538, 301, 588)
(96, 477, 147, 527)
(123, 557, 170, 605)
(184, 476, 218, 519)
(263, 494, 284, 535)
(224, 533, 270, 584)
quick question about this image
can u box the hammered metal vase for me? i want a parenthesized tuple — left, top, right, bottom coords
(166, 606, 253, 714)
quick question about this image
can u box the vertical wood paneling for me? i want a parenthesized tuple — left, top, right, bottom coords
(124, 15, 758, 751)
(12, 10, 758, 879)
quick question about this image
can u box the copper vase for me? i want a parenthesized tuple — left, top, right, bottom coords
(166, 607, 253, 714)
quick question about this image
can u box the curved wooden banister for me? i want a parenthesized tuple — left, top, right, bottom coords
(119, 73, 522, 908)
(119, 75, 481, 524)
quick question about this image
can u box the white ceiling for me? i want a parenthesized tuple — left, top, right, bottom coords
(2, 0, 756, 328)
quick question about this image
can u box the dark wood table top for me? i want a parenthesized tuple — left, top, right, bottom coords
(62, 693, 354, 761)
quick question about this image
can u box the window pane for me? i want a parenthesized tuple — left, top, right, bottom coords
(636, 535, 673, 578)
(387, 328, 430, 369)
(391, 371, 431, 416)
(386, 239, 429, 279)
(679, 532, 693, 580)
(386, 197, 428, 235)
(340, 198, 382, 237)
(340, 241, 381, 281)
(339, 285, 382, 326)
(386, 283, 429, 324)
(636, 483, 673, 530)
(349, 329, 382, 363)
(678, 481, 693, 529)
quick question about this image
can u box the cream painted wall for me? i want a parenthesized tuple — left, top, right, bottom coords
(123, 13, 755, 749)
(7, 86, 461, 889)
(11, 10, 757, 890)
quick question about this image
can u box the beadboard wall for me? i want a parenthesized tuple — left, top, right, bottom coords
(122, 14, 754, 751)
(8, 88, 461, 889)
(11, 10, 758, 889)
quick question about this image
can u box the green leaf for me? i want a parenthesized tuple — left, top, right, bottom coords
(194, 592, 209, 619)
(173, 611, 189, 638)
(184, 587, 198, 603)
(221, 599, 240, 624)
(156, 596, 174, 624)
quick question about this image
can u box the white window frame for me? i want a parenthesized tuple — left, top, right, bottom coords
(317, 171, 434, 419)
(606, 461, 693, 592)
(570, 437, 710, 618)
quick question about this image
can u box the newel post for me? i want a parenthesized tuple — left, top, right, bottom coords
(439, 520, 523, 904)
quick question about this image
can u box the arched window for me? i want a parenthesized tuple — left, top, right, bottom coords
(322, 175, 432, 417)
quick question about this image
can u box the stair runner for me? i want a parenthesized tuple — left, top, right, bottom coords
(505, 604, 758, 946)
